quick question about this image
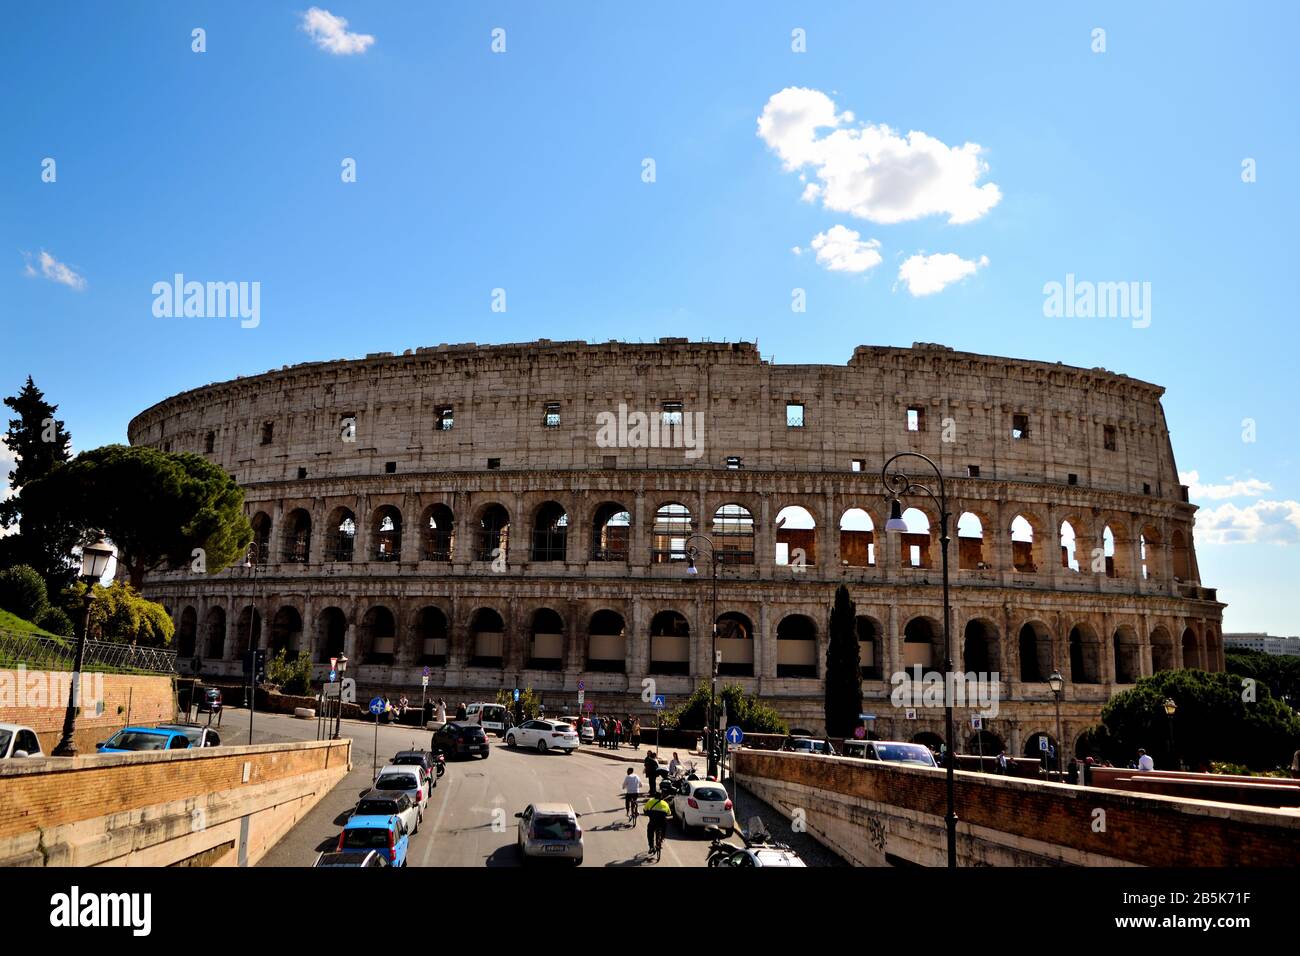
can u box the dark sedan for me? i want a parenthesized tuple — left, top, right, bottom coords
(431, 722, 490, 760)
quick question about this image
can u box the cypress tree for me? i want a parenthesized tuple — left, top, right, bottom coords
(824, 584, 863, 737)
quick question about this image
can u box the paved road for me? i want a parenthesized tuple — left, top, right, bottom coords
(217, 707, 844, 867)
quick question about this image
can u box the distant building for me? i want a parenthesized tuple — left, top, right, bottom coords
(1224, 633, 1300, 658)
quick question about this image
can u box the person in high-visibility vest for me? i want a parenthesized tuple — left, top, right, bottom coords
(643, 792, 673, 855)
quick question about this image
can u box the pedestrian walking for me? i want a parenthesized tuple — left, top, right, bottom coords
(596, 716, 606, 748)
(644, 750, 660, 795)
(996, 750, 1008, 774)
(631, 716, 642, 750)
(612, 717, 622, 750)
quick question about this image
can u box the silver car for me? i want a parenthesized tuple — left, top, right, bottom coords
(516, 802, 583, 865)
(371, 764, 429, 817)
(353, 790, 420, 835)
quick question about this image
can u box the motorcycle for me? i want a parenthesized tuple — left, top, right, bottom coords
(435, 752, 446, 779)
(705, 829, 735, 867)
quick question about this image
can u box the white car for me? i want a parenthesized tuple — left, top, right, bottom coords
(716, 845, 806, 867)
(371, 764, 429, 814)
(562, 716, 594, 745)
(671, 779, 735, 834)
(462, 702, 510, 737)
(505, 719, 580, 753)
(0, 723, 43, 759)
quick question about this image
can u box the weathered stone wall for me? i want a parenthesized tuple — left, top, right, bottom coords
(125, 339, 1223, 749)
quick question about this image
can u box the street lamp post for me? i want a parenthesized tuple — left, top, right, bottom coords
(1048, 670, 1065, 781)
(685, 534, 722, 779)
(1163, 697, 1177, 770)
(52, 536, 118, 757)
(332, 656, 349, 740)
(882, 453, 958, 868)
(243, 543, 262, 747)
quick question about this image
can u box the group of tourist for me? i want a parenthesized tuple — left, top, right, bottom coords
(590, 713, 641, 749)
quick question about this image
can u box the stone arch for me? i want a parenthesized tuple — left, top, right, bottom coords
(856, 614, 882, 679)
(234, 605, 263, 657)
(898, 507, 933, 569)
(1205, 626, 1221, 672)
(1069, 622, 1102, 684)
(1017, 620, 1052, 682)
(1113, 625, 1140, 684)
(1150, 625, 1176, 673)
(776, 613, 818, 678)
(1139, 524, 1163, 581)
(775, 505, 817, 567)
(590, 501, 631, 562)
(468, 607, 505, 668)
(413, 605, 449, 665)
(203, 605, 227, 659)
(527, 607, 565, 670)
(649, 610, 691, 675)
(420, 503, 455, 562)
(1181, 626, 1201, 670)
(902, 615, 941, 671)
(716, 610, 754, 676)
(651, 501, 692, 563)
(281, 508, 311, 564)
(962, 617, 1001, 674)
(250, 511, 273, 564)
(315, 606, 347, 664)
(957, 511, 988, 571)
(967, 730, 1004, 757)
(372, 505, 403, 562)
(531, 501, 569, 562)
(713, 503, 756, 565)
(1009, 511, 1044, 573)
(912, 731, 945, 753)
(270, 605, 304, 658)
(1023, 731, 1058, 762)
(1058, 519, 1081, 572)
(839, 507, 876, 568)
(1171, 528, 1192, 581)
(473, 503, 511, 563)
(1102, 519, 1135, 578)
(360, 604, 396, 664)
(325, 506, 357, 562)
(177, 606, 198, 658)
(587, 609, 626, 673)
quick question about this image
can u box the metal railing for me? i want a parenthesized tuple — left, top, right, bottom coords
(0, 629, 178, 674)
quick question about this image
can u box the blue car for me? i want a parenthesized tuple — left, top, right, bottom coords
(96, 726, 194, 754)
(336, 814, 410, 867)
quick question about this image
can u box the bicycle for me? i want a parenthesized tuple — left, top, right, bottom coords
(651, 821, 665, 861)
(622, 792, 640, 823)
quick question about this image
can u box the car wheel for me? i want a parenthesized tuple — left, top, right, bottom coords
(506, 734, 517, 748)
(573, 856, 583, 866)
(536, 740, 548, 753)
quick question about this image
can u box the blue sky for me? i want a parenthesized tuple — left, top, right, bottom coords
(2, 2, 1297, 633)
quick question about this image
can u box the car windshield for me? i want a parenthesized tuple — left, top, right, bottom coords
(341, 828, 390, 849)
(482, 707, 505, 721)
(375, 774, 417, 790)
(876, 744, 936, 766)
(393, 755, 423, 765)
(551, 723, 573, 732)
(105, 731, 171, 751)
(0, 730, 12, 754)
(355, 800, 398, 816)
(692, 787, 727, 802)
(531, 816, 577, 840)
(459, 726, 485, 739)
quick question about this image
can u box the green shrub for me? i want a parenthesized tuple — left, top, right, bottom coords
(34, 605, 74, 637)
(663, 681, 788, 735)
(0, 564, 48, 621)
(266, 648, 314, 696)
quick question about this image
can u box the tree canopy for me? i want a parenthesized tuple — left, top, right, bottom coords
(72, 580, 175, 647)
(662, 681, 788, 735)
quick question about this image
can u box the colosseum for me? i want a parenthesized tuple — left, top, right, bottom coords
(127, 338, 1223, 760)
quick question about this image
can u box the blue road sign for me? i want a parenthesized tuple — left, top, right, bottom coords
(369, 696, 385, 716)
(577, 680, 585, 690)
(653, 694, 666, 710)
(859, 713, 876, 721)
(726, 725, 744, 745)
(513, 688, 520, 702)
(329, 670, 337, 682)
(422, 666, 430, 677)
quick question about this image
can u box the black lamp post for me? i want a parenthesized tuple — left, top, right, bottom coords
(685, 534, 722, 779)
(52, 536, 118, 757)
(332, 655, 349, 740)
(882, 452, 957, 868)
(1048, 669, 1065, 779)
(1163, 696, 1177, 769)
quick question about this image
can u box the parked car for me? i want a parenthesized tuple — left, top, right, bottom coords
(560, 716, 593, 745)
(505, 719, 579, 754)
(370, 764, 428, 816)
(781, 737, 837, 756)
(156, 723, 221, 748)
(314, 849, 389, 867)
(96, 727, 194, 753)
(515, 803, 583, 864)
(432, 722, 490, 760)
(196, 687, 222, 714)
(336, 813, 410, 867)
(461, 702, 510, 737)
(353, 790, 420, 835)
(390, 749, 438, 787)
(854, 740, 938, 768)
(708, 816, 805, 867)
(0, 723, 43, 759)
(671, 779, 734, 835)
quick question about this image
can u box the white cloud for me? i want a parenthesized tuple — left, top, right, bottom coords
(21, 249, 86, 290)
(1178, 470, 1273, 501)
(1195, 500, 1300, 545)
(897, 252, 988, 296)
(808, 225, 882, 274)
(757, 87, 1002, 225)
(300, 7, 374, 55)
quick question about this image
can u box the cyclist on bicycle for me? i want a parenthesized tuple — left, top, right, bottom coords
(621, 767, 643, 822)
(644, 791, 673, 856)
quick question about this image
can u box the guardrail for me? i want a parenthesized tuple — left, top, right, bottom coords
(0, 629, 177, 674)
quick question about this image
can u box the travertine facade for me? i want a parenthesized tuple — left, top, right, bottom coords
(127, 339, 1224, 756)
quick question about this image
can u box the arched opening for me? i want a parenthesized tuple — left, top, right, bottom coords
(326, 507, 357, 562)
(1181, 627, 1200, 670)
(1059, 520, 1080, 572)
(713, 504, 756, 565)
(360, 606, 396, 664)
(716, 611, 754, 676)
(1113, 626, 1139, 684)
(839, 508, 875, 568)
(468, 608, 505, 668)
(587, 610, 626, 672)
(967, 730, 1004, 760)
(372, 506, 402, 561)
(1018, 621, 1052, 682)
(1023, 731, 1058, 762)
(649, 610, 691, 675)
(775, 505, 817, 567)
(474, 504, 510, 563)
(957, 512, 987, 570)
(1102, 525, 1117, 577)
(590, 502, 631, 562)
(531, 501, 569, 562)
(234, 606, 262, 658)
(856, 615, 881, 680)
(1140, 525, 1162, 581)
(902, 617, 939, 672)
(281, 508, 311, 563)
(270, 606, 304, 659)
(651, 503, 691, 563)
(1150, 626, 1176, 673)
(776, 614, 817, 678)
(1069, 624, 1101, 684)
(421, 504, 455, 562)
(204, 606, 227, 659)
(912, 731, 945, 755)
(962, 618, 1000, 674)
(415, 606, 448, 666)
(1010, 514, 1037, 572)
(899, 508, 932, 569)
(1206, 627, 1221, 672)
(177, 607, 198, 658)
(1171, 529, 1192, 581)
(250, 512, 272, 564)
(315, 607, 347, 664)
(528, 608, 565, 670)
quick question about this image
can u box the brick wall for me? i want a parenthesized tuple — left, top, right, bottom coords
(0, 669, 176, 755)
